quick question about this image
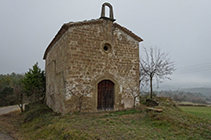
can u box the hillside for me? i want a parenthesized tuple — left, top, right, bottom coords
(181, 87, 211, 97)
(0, 99, 211, 140)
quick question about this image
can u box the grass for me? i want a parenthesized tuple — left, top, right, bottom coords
(0, 98, 211, 140)
(0, 110, 20, 139)
(178, 101, 207, 105)
(180, 106, 211, 120)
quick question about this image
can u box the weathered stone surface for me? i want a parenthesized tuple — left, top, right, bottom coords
(43, 4, 143, 114)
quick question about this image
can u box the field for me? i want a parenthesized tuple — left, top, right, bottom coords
(0, 99, 211, 140)
(180, 106, 211, 120)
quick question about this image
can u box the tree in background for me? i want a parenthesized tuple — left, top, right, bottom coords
(13, 78, 25, 112)
(0, 73, 24, 107)
(0, 86, 14, 106)
(22, 63, 46, 103)
(140, 47, 175, 99)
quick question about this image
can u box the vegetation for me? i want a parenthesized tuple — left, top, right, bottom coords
(22, 62, 46, 103)
(0, 97, 211, 139)
(0, 73, 24, 107)
(68, 85, 92, 112)
(181, 87, 211, 97)
(14, 83, 24, 112)
(0, 62, 45, 113)
(140, 47, 175, 99)
(180, 106, 211, 120)
(157, 90, 210, 104)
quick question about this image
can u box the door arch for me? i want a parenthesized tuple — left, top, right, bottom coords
(97, 80, 114, 110)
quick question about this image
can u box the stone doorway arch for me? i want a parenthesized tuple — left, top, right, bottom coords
(97, 80, 114, 110)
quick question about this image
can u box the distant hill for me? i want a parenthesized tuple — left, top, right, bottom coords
(181, 87, 211, 97)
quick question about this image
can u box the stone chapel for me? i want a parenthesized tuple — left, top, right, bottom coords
(43, 3, 143, 114)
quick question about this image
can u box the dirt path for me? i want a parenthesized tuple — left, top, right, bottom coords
(0, 105, 20, 115)
(0, 105, 21, 140)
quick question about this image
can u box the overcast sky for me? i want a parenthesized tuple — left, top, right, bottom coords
(0, 0, 211, 90)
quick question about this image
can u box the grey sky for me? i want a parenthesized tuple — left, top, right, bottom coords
(0, 0, 211, 89)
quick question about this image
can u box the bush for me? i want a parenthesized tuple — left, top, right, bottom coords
(21, 102, 55, 123)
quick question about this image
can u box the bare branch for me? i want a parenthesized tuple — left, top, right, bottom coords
(140, 46, 175, 99)
(68, 85, 92, 112)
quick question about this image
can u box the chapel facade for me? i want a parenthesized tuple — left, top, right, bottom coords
(43, 3, 143, 114)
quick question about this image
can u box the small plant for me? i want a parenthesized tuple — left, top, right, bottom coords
(68, 85, 92, 112)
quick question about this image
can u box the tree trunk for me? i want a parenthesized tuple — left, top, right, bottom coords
(18, 103, 24, 112)
(133, 97, 136, 109)
(20, 105, 23, 113)
(78, 96, 83, 112)
(150, 76, 153, 99)
(18, 93, 24, 112)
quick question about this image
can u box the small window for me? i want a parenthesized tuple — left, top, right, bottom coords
(104, 46, 108, 51)
(102, 43, 111, 53)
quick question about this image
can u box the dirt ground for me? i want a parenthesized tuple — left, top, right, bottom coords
(0, 105, 21, 140)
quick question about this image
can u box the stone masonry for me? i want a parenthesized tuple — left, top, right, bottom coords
(43, 3, 143, 114)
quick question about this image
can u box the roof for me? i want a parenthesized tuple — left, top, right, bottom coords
(43, 19, 143, 60)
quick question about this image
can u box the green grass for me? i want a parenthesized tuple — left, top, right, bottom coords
(178, 101, 207, 105)
(1, 99, 211, 140)
(180, 106, 211, 120)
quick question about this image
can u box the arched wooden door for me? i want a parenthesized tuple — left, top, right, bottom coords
(97, 80, 114, 110)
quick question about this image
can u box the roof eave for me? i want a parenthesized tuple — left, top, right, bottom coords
(43, 19, 104, 60)
(43, 19, 143, 60)
(43, 24, 68, 60)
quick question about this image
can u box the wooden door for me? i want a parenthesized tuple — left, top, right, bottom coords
(97, 80, 114, 110)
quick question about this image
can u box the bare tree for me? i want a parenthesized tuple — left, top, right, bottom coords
(128, 85, 139, 109)
(14, 84, 24, 112)
(169, 88, 183, 103)
(140, 46, 175, 99)
(121, 82, 139, 109)
(139, 67, 149, 96)
(68, 85, 91, 112)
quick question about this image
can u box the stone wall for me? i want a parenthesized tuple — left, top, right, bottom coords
(45, 19, 141, 114)
(45, 31, 69, 114)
